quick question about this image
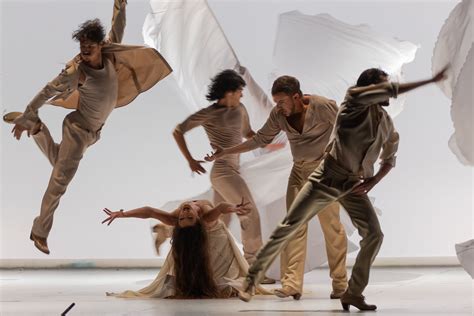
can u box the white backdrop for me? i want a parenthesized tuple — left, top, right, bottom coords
(1, 0, 472, 264)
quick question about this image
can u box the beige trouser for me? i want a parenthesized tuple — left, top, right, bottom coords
(31, 111, 100, 238)
(281, 160, 348, 293)
(211, 158, 263, 265)
(248, 156, 384, 296)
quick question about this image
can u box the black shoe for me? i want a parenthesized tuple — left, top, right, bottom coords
(340, 291, 377, 311)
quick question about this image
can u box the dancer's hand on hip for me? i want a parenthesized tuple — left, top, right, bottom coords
(204, 143, 224, 162)
(351, 177, 379, 196)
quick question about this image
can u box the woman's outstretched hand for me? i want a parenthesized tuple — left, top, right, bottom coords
(224, 197, 252, 216)
(101, 208, 124, 226)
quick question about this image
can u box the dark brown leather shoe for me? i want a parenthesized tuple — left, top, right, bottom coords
(3, 112, 23, 124)
(4, 111, 42, 135)
(340, 292, 376, 311)
(330, 288, 346, 299)
(29, 232, 50, 255)
(274, 286, 302, 300)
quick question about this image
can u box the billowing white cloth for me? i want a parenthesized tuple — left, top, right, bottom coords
(142, 0, 273, 129)
(455, 239, 474, 279)
(432, 0, 473, 165)
(143, 0, 416, 278)
(272, 11, 418, 118)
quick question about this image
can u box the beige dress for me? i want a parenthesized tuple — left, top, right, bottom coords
(108, 220, 267, 298)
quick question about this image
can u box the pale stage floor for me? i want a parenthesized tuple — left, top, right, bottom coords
(0, 267, 472, 315)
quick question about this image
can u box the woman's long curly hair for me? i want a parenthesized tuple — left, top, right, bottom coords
(171, 219, 219, 298)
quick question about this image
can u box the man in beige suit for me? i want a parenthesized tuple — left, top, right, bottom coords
(236, 67, 447, 311)
(206, 75, 348, 300)
(173, 69, 275, 284)
(5, 0, 172, 254)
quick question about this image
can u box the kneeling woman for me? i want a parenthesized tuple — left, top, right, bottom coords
(102, 199, 268, 298)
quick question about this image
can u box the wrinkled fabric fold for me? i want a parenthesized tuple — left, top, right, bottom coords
(432, 0, 473, 165)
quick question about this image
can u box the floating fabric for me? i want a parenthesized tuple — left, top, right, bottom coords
(455, 239, 474, 278)
(432, 0, 473, 165)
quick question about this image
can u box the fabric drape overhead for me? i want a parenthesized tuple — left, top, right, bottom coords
(432, 0, 473, 166)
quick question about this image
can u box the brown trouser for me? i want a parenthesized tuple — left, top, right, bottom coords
(248, 156, 384, 296)
(211, 158, 263, 265)
(31, 111, 100, 238)
(281, 160, 348, 293)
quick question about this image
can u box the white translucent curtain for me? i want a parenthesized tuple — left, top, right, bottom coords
(432, 0, 473, 165)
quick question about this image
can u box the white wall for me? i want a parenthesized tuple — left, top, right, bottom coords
(1, 0, 472, 263)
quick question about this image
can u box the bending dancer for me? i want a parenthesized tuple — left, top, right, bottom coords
(4, 0, 172, 254)
(103, 199, 269, 298)
(173, 69, 274, 283)
(206, 76, 348, 300)
(236, 67, 447, 310)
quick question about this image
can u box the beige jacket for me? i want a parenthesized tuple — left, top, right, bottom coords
(15, 0, 172, 128)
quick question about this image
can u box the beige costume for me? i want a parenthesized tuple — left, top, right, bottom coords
(110, 220, 258, 298)
(240, 95, 348, 293)
(175, 103, 263, 264)
(247, 82, 400, 297)
(14, 0, 172, 239)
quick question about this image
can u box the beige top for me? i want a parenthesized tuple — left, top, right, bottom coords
(76, 58, 118, 131)
(175, 103, 252, 162)
(327, 82, 400, 178)
(14, 0, 172, 131)
(245, 95, 338, 162)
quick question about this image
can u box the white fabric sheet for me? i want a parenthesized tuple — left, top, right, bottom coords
(272, 11, 418, 118)
(432, 0, 473, 165)
(455, 239, 474, 279)
(143, 0, 417, 278)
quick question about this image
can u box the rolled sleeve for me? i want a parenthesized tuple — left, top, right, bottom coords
(14, 62, 78, 131)
(251, 108, 282, 148)
(106, 0, 127, 44)
(380, 129, 399, 167)
(175, 107, 209, 134)
(240, 104, 252, 138)
(348, 81, 400, 106)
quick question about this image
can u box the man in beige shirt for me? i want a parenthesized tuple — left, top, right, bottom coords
(236, 67, 447, 310)
(5, 0, 172, 255)
(206, 75, 348, 299)
(173, 69, 274, 283)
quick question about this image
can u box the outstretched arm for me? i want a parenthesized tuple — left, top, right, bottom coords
(348, 66, 448, 106)
(202, 198, 251, 223)
(398, 66, 447, 94)
(101, 206, 178, 226)
(12, 61, 80, 139)
(107, 0, 127, 43)
(205, 109, 282, 161)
